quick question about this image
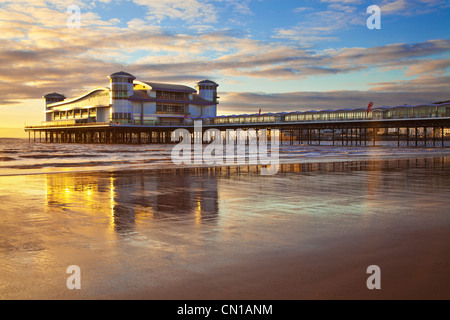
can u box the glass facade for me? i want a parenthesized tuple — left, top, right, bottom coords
(156, 103, 185, 115)
(204, 104, 450, 126)
(156, 91, 189, 101)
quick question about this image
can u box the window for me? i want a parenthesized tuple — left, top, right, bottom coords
(112, 91, 128, 99)
(112, 84, 128, 90)
(156, 91, 188, 100)
(156, 103, 185, 114)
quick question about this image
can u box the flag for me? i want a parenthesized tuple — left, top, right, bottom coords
(258, 108, 261, 118)
(367, 102, 373, 116)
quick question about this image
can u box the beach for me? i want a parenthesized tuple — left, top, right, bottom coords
(1, 139, 450, 300)
(124, 224, 450, 300)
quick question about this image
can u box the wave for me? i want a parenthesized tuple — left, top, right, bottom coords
(19, 154, 101, 159)
(1, 158, 173, 169)
(0, 157, 16, 161)
(96, 149, 170, 153)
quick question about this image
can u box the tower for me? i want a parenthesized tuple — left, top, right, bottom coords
(196, 80, 219, 103)
(43, 93, 65, 121)
(108, 71, 136, 123)
(196, 80, 219, 117)
(44, 92, 65, 105)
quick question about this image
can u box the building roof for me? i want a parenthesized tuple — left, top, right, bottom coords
(129, 90, 151, 100)
(46, 88, 109, 107)
(197, 80, 219, 86)
(433, 100, 450, 104)
(192, 94, 216, 104)
(44, 92, 66, 99)
(141, 81, 197, 93)
(109, 71, 136, 78)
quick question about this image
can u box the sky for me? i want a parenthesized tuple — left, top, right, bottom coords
(0, 0, 449, 137)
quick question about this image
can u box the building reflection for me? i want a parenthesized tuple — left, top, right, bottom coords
(44, 157, 449, 234)
(45, 170, 219, 233)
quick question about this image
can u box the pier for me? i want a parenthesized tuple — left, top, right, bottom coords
(25, 116, 450, 147)
(26, 71, 449, 147)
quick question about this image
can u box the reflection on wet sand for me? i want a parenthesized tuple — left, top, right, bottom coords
(44, 157, 450, 235)
(1, 157, 449, 299)
(45, 171, 219, 234)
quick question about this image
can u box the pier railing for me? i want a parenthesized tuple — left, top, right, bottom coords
(25, 122, 112, 129)
(25, 114, 450, 130)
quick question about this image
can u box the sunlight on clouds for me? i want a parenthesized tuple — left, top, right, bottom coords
(0, 0, 448, 125)
(404, 59, 450, 76)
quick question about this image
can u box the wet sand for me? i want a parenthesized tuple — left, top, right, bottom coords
(1, 157, 450, 300)
(120, 225, 450, 300)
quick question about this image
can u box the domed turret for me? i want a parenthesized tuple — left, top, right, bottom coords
(43, 92, 66, 105)
(108, 71, 136, 123)
(43, 93, 66, 121)
(196, 80, 219, 104)
(108, 71, 136, 98)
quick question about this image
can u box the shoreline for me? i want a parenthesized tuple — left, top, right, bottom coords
(1, 148, 450, 177)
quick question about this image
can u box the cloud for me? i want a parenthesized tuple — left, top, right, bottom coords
(320, 0, 362, 3)
(397, 59, 450, 76)
(292, 7, 314, 13)
(380, 0, 450, 15)
(369, 75, 450, 93)
(278, 0, 450, 44)
(380, 0, 408, 14)
(321, 40, 450, 71)
(132, 0, 218, 24)
(0, 0, 448, 119)
(273, 2, 364, 44)
(219, 0, 253, 16)
(0, 27, 448, 104)
(218, 84, 450, 115)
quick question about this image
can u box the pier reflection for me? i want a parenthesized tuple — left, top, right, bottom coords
(45, 170, 219, 233)
(44, 157, 450, 234)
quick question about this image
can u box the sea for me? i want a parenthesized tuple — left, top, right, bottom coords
(1, 138, 450, 176)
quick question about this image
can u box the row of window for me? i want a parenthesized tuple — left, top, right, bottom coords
(155, 91, 189, 101)
(197, 85, 216, 90)
(112, 112, 132, 120)
(110, 77, 133, 83)
(111, 84, 129, 91)
(208, 106, 450, 125)
(46, 97, 64, 103)
(53, 109, 96, 120)
(111, 91, 129, 99)
(156, 103, 186, 114)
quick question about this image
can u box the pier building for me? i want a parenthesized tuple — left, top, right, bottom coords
(25, 72, 450, 147)
(42, 71, 219, 127)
